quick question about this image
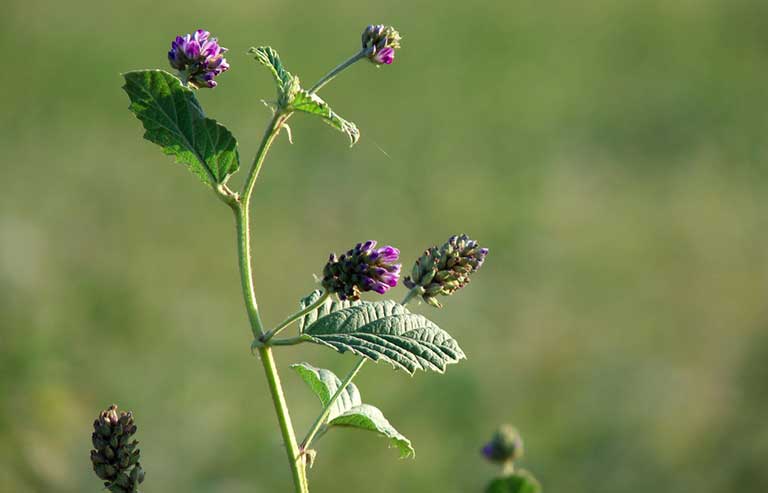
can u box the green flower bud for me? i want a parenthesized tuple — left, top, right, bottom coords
(482, 425, 524, 465)
(404, 234, 489, 308)
(90, 404, 146, 493)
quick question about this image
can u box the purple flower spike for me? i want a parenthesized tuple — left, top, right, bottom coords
(168, 29, 229, 89)
(322, 240, 402, 301)
(361, 24, 401, 65)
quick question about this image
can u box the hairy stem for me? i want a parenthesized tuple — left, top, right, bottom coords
(232, 55, 368, 492)
(261, 291, 330, 342)
(308, 51, 366, 94)
(301, 356, 367, 450)
(232, 112, 308, 493)
(258, 346, 309, 493)
(243, 111, 289, 211)
(234, 204, 265, 338)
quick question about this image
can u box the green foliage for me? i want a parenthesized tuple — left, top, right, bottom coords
(290, 362, 360, 421)
(485, 472, 541, 493)
(301, 298, 465, 374)
(291, 363, 414, 458)
(297, 290, 358, 332)
(248, 46, 299, 107)
(122, 70, 240, 187)
(290, 90, 360, 146)
(249, 47, 359, 144)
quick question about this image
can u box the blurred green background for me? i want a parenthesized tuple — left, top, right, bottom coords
(2, 0, 768, 491)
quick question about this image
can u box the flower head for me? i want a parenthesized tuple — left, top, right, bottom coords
(482, 425, 524, 465)
(322, 240, 401, 301)
(403, 234, 489, 308)
(361, 24, 401, 65)
(90, 404, 145, 493)
(168, 29, 229, 88)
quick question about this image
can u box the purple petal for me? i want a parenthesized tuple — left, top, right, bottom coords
(379, 270, 400, 287)
(370, 280, 390, 294)
(376, 246, 399, 264)
(194, 29, 210, 43)
(374, 46, 395, 64)
(481, 444, 494, 459)
(184, 40, 200, 58)
(361, 240, 376, 251)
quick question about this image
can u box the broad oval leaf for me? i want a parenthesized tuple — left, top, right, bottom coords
(485, 472, 542, 493)
(303, 301, 465, 375)
(290, 90, 360, 146)
(290, 362, 361, 422)
(330, 404, 414, 459)
(291, 363, 414, 458)
(122, 70, 239, 186)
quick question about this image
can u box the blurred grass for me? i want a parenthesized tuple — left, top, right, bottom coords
(2, 0, 768, 491)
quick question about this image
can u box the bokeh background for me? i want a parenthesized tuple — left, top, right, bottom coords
(2, 0, 768, 491)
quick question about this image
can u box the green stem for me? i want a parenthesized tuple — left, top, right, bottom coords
(268, 335, 312, 347)
(231, 52, 369, 492)
(308, 51, 366, 94)
(258, 346, 309, 493)
(231, 111, 308, 493)
(233, 204, 264, 338)
(243, 111, 289, 211)
(301, 357, 367, 450)
(401, 286, 423, 306)
(261, 291, 329, 342)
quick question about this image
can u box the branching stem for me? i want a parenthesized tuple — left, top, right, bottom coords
(261, 291, 330, 342)
(230, 52, 369, 493)
(231, 111, 308, 493)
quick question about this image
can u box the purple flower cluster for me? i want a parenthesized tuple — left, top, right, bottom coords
(361, 25, 401, 65)
(322, 240, 401, 301)
(168, 29, 229, 88)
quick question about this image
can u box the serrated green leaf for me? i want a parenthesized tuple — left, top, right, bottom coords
(249, 46, 299, 106)
(291, 363, 414, 458)
(122, 70, 239, 186)
(297, 290, 360, 333)
(485, 472, 542, 493)
(290, 90, 360, 146)
(303, 301, 465, 375)
(290, 362, 361, 421)
(330, 404, 414, 459)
